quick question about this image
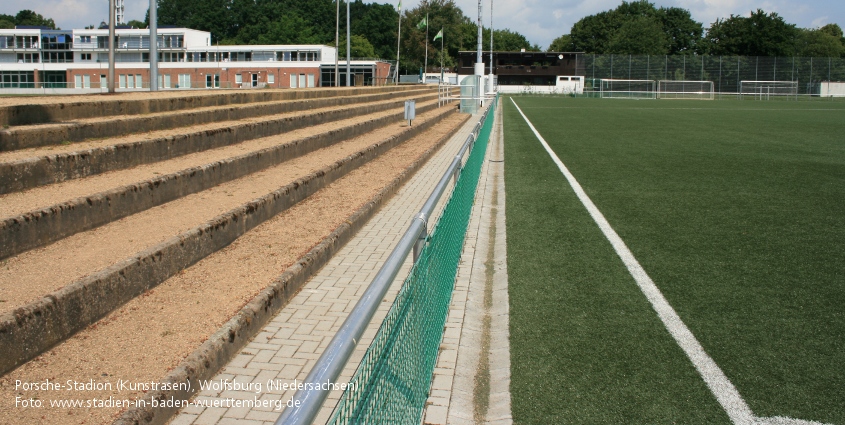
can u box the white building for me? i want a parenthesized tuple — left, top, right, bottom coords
(0, 26, 391, 92)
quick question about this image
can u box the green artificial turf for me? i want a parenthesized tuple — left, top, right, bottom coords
(504, 97, 845, 424)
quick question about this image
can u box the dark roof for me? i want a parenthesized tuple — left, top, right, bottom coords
(458, 51, 583, 55)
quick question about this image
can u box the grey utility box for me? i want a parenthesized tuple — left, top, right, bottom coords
(404, 100, 416, 126)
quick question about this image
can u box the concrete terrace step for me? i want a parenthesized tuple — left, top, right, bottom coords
(0, 87, 436, 151)
(0, 91, 439, 194)
(0, 85, 426, 127)
(0, 105, 458, 377)
(0, 99, 443, 260)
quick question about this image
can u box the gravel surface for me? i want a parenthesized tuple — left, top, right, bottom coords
(0, 100, 436, 219)
(0, 88, 366, 108)
(0, 112, 466, 425)
(0, 106, 446, 313)
(0, 93, 427, 163)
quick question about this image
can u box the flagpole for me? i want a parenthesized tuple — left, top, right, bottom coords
(433, 28, 443, 84)
(395, 1, 402, 84)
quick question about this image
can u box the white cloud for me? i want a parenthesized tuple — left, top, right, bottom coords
(810, 16, 829, 28)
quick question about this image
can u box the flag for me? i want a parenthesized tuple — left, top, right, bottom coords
(417, 16, 427, 29)
(433, 29, 443, 41)
(397, 0, 401, 11)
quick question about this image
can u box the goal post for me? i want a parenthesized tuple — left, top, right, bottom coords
(599, 79, 656, 99)
(657, 80, 714, 100)
(740, 80, 799, 100)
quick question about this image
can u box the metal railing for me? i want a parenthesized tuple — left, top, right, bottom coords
(275, 101, 495, 425)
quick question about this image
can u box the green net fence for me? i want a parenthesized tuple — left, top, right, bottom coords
(576, 54, 845, 98)
(328, 97, 498, 425)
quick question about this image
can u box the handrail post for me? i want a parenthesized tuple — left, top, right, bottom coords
(412, 213, 427, 262)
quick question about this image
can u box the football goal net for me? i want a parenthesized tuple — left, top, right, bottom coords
(600, 79, 656, 99)
(740, 81, 799, 100)
(658, 80, 714, 100)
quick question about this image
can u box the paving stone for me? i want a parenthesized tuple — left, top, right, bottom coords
(170, 413, 198, 425)
(194, 407, 227, 425)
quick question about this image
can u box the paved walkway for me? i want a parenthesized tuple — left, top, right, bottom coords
(171, 103, 510, 425)
(423, 100, 512, 425)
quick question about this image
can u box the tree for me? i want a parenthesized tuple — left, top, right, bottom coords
(566, 1, 701, 54)
(352, 1, 399, 60)
(548, 34, 574, 52)
(607, 15, 668, 55)
(339, 35, 376, 58)
(795, 28, 845, 58)
(704, 9, 799, 56)
(702, 14, 746, 55)
(0, 13, 14, 29)
(569, 10, 616, 53)
(230, 13, 322, 45)
(127, 19, 146, 29)
(819, 23, 845, 57)
(158, 0, 240, 43)
(401, 0, 473, 74)
(659, 6, 703, 54)
(489, 28, 534, 52)
(14, 9, 56, 29)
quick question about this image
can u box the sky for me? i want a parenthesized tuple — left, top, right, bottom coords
(1, 0, 843, 50)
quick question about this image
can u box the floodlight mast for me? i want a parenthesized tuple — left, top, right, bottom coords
(150, 0, 158, 91)
(116, 0, 125, 24)
(488, 0, 493, 94)
(335, 0, 339, 86)
(475, 0, 483, 105)
(395, 5, 402, 84)
(108, 0, 115, 93)
(346, 0, 351, 87)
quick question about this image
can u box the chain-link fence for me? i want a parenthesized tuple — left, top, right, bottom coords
(327, 97, 497, 425)
(576, 54, 845, 99)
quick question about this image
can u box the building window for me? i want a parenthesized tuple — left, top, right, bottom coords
(268, 73, 274, 84)
(81, 53, 92, 61)
(135, 74, 143, 88)
(178, 74, 191, 88)
(235, 74, 242, 85)
(160, 74, 171, 89)
(74, 75, 91, 89)
(44, 52, 73, 63)
(16, 53, 39, 63)
(1, 71, 36, 88)
(163, 35, 183, 48)
(16, 36, 39, 49)
(80, 36, 92, 43)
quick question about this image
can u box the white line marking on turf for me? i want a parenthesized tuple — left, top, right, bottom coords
(509, 97, 832, 425)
